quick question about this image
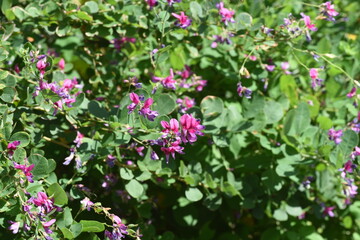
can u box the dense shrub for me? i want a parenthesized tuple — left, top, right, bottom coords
(0, 0, 359, 239)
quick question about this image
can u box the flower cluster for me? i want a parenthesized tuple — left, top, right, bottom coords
(328, 128, 343, 145)
(309, 68, 323, 89)
(237, 82, 252, 99)
(63, 131, 85, 168)
(9, 192, 61, 239)
(13, 160, 35, 183)
(216, 2, 235, 25)
(339, 155, 358, 204)
(152, 65, 207, 92)
(211, 33, 234, 48)
(172, 12, 192, 29)
(127, 92, 158, 121)
(112, 37, 136, 51)
(176, 96, 195, 113)
(320, 1, 339, 21)
(150, 114, 204, 163)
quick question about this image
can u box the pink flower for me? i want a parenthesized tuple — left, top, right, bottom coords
(167, 0, 181, 5)
(127, 92, 140, 113)
(301, 13, 317, 31)
(58, 58, 65, 70)
(74, 131, 84, 147)
(62, 78, 78, 90)
(7, 141, 20, 156)
(13, 162, 35, 183)
(322, 1, 338, 21)
(172, 12, 192, 29)
(216, 2, 235, 25)
(138, 98, 158, 121)
(180, 114, 205, 143)
(347, 87, 357, 98)
(80, 197, 94, 211)
(153, 69, 177, 89)
(33, 192, 54, 213)
(265, 64, 275, 72)
(323, 206, 335, 217)
(9, 221, 20, 234)
(135, 146, 145, 156)
(161, 119, 180, 135)
(309, 68, 323, 89)
(36, 58, 47, 76)
(351, 146, 360, 160)
(328, 128, 343, 144)
(161, 140, 184, 163)
(145, 0, 157, 9)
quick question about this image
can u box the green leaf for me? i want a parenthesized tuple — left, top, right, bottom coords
(88, 100, 108, 118)
(283, 102, 310, 137)
(185, 187, 203, 202)
(280, 75, 298, 106)
(273, 208, 288, 221)
(235, 12, 253, 30)
(316, 116, 333, 130)
(120, 168, 134, 180)
(1, 0, 12, 15)
(261, 169, 283, 191)
(28, 154, 56, 179)
(84, 1, 98, 13)
(77, 11, 93, 21)
(10, 132, 30, 147)
(125, 179, 144, 198)
(285, 205, 303, 217)
(200, 96, 224, 119)
(70, 223, 83, 238)
(56, 207, 73, 229)
(264, 100, 283, 124)
(47, 183, 68, 205)
(13, 148, 27, 162)
(339, 130, 359, 157)
(190, 1, 203, 19)
(153, 94, 176, 115)
(1, 87, 16, 103)
(61, 228, 74, 239)
(80, 220, 105, 232)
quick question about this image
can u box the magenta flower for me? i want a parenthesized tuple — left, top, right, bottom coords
(301, 13, 317, 31)
(80, 197, 94, 211)
(344, 178, 358, 198)
(177, 96, 195, 113)
(172, 12, 192, 29)
(347, 87, 357, 98)
(138, 98, 159, 121)
(323, 206, 335, 217)
(328, 128, 343, 144)
(135, 146, 145, 156)
(167, 0, 181, 5)
(178, 65, 193, 79)
(145, 0, 157, 9)
(127, 92, 140, 113)
(180, 114, 205, 143)
(36, 58, 48, 77)
(265, 64, 275, 72)
(322, 1, 339, 21)
(58, 58, 65, 70)
(62, 78, 78, 91)
(13, 162, 35, 183)
(237, 82, 252, 98)
(281, 62, 292, 75)
(42, 219, 56, 234)
(9, 221, 20, 234)
(161, 140, 185, 163)
(161, 118, 180, 135)
(74, 131, 84, 148)
(7, 141, 20, 156)
(33, 192, 54, 213)
(216, 2, 235, 25)
(153, 69, 177, 89)
(309, 68, 323, 89)
(351, 146, 360, 160)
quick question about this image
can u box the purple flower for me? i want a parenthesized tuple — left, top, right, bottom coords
(301, 13, 317, 31)
(309, 68, 323, 89)
(351, 146, 360, 160)
(150, 151, 159, 160)
(180, 114, 205, 144)
(161, 140, 184, 163)
(347, 87, 357, 98)
(33, 192, 55, 213)
(265, 64, 275, 72)
(321, 1, 339, 21)
(138, 98, 158, 121)
(328, 128, 343, 144)
(323, 206, 335, 217)
(74, 131, 84, 148)
(7, 141, 20, 156)
(80, 197, 94, 211)
(9, 221, 20, 234)
(216, 2, 235, 25)
(127, 92, 140, 113)
(13, 161, 35, 183)
(172, 12, 192, 29)
(64, 148, 75, 165)
(237, 82, 252, 98)
(107, 154, 116, 167)
(167, 0, 181, 5)
(145, 0, 157, 9)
